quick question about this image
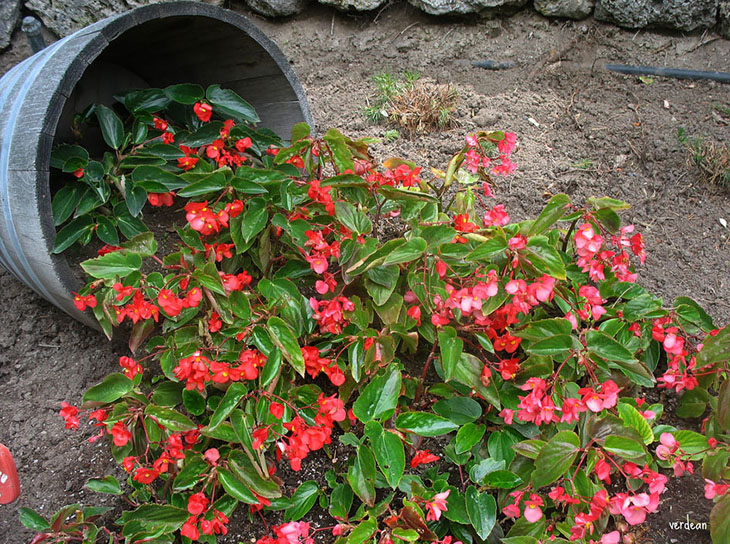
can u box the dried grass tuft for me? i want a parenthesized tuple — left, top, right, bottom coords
(387, 79, 459, 137)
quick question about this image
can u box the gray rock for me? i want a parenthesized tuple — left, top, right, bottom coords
(408, 0, 528, 16)
(719, 1, 730, 38)
(318, 0, 387, 11)
(0, 0, 21, 50)
(594, 0, 718, 32)
(534, 0, 594, 19)
(245, 0, 310, 16)
(25, 0, 224, 37)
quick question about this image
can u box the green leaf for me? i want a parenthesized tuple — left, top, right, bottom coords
(432, 397, 482, 424)
(482, 470, 523, 489)
(335, 201, 372, 235)
(711, 495, 730, 544)
(118, 504, 189, 532)
(329, 483, 353, 520)
(718, 379, 730, 432)
(455, 423, 485, 454)
(529, 194, 571, 235)
(348, 446, 376, 506)
(218, 467, 258, 504)
(52, 215, 94, 253)
(291, 122, 311, 142)
(618, 403, 654, 445)
(52, 185, 84, 226)
(145, 404, 197, 432)
(323, 128, 354, 173)
(353, 366, 402, 423)
(267, 317, 305, 377)
(125, 182, 147, 217)
(241, 198, 269, 243)
(587, 196, 630, 210)
(208, 382, 247, 431)
(370, 426, 406, 489)
(132, 166, 186, 191)
(396, 412, 459, 437)
(164, 83, 204, 104)
(96, 216, 119, 246)
(603, 435, 646, 461)
(531, 431, 579, 489)
(95, 105, 124, 149)
(439, 327, 463, 382)
(206, 84, 260, 124)
(466, 486, 496, 540)
(82, 373, 133, 405)
(382, 237, 426, 266)
(121, 231, 158, 257)
(19, 508, 50, 531)
(697, 326, 730, 369)
(85, 475, 122, 495)
(525, 236, 566, 279)
(525, 335, 574, 356)
(512, 439, 545, 459)
(80, 251, 142, 280)
(50, 144, 89, 172)
(586, 329, 635, 363)
(347, 518, 377, 544)
(515, 318, 573, 341)
(228, 450, 281, 499)
(177, 170, 228, 198)
(173, 454, 208, 491)
(285, 481, 320, 521)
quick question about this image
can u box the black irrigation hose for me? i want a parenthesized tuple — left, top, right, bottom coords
(471, 60, 517, 70)
(605, 64, 730, 83)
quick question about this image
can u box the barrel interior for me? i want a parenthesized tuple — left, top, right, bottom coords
(55, 14, 303, 157)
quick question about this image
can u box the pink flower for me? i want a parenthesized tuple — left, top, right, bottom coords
(425, 490, 450, 521)
(523, 494, 544, 523)
(705, 479, 730, 499)
(602, 531, 620, 544)
(656, 432, 678, 460)
(500, 408, 514, 424)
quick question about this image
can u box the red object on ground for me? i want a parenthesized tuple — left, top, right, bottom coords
(0, 443, 20, 504)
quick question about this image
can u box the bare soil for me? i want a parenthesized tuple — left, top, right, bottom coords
(1, 3, 729, 543)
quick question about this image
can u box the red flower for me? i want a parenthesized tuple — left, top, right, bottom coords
(193, 102, 212, 122)
(181, 516, 200, 540)
(407, 305, 422, 326)
(59, 402, 79, 430)
(133, 466, 160, 484)
(73, 168, 84, 178)
(111, 421, 132, 447)
(411, 450, 439, 468)
(208, 312, 222, 333)
(269, 402, 285, 420)
(73, 293, 97, 311)
(147, 192, 175, 207)
(187, 492, 210, 515)
(236, 137, 252, 152)
(119, 356, 143, 379)
(177, 156, 199, 170)
(97, 244, 121, 256)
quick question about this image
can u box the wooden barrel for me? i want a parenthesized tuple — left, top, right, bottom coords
(0, 2, 314, 328)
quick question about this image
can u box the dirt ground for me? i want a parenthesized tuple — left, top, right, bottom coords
(1, 3, 729, 543)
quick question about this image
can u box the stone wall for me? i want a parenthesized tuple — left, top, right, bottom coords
(2, 0, 728, 51)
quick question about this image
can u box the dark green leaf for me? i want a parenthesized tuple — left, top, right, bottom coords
(267, 317, 305, 376)
(432, 397, 482, 424)
(206, 84, 260, 124)
(529, 194, 571, 235)
(52, 215, 94, 253)
(455, 423, 485, 454)
(335, 201, 372, 235)
(466, 486, 496, 540)
(353, 366, 402, 423)
(95, 105, 124, 149)
(208, 382, 247, 431)
(85, 475, 122, 495)
(80, 251, 142, 280)
(52, 185, 84, 226)
(348, 446, 376, 506)
(82, 373, 133, 406)
(241, 198, 269, 243)
(19, 508, 50, 531)
(164, 83, 204, 104)
(439, 327, 463, 382)
(285, 481, 319, 521)
(381, 237, 426, 266)
(218, 467, 258, 504)
(396, 412, 459, 437)
(531, 431, 579, 489)
(603, 435, 646, 461)
(145, 405, 197, 432)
